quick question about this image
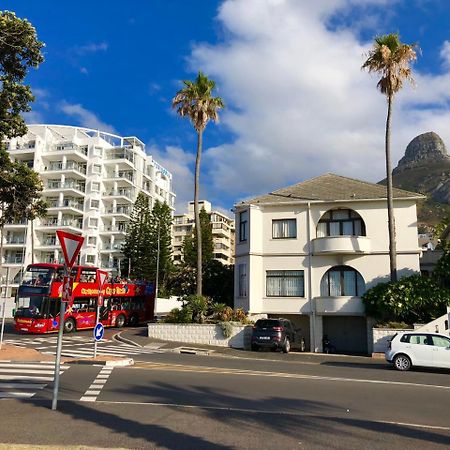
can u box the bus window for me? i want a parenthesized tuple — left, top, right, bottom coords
(80, 268, 97, 283)
(111, 297, 122, 310)
(48, 298, 61, 318)
(21, 267, 54, 286)
(88, 297, 97, 312)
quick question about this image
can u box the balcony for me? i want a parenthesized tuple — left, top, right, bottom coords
(104, 170, 135, 186)
(3, 236, 26, 247)
(47, 199, 84, 213)
(8, 141, 35, 155)
(314, 296, 365, 315)
(312, 236, 371, 255)
(100, 225, 127, 235)
(4, 219, 28, 228)
(3, 255, 24, 265)
(36, 218, 82, 232)
(35, 237, 58, 250)
(100, 243, 123, 253)
(104, 147, 135, 167)
(103, 206, 131, 218)
(43, 161, 87, 178)
(46, 180, 86, 196)
(102, 189, 134, 202)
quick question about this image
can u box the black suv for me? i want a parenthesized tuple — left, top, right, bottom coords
(251, 318, 299, 353)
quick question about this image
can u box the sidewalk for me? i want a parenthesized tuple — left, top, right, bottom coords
(116, 327, 382, 365)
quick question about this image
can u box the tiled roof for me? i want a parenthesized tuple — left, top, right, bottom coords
(238, 173, 424, 206)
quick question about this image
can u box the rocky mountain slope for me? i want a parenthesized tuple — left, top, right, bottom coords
(378, 131, 450, 228)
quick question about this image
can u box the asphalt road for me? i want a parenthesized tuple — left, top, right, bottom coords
(1, 323, 450, 449)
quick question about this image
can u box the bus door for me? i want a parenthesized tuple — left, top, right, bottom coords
(99, 297, 112, 326)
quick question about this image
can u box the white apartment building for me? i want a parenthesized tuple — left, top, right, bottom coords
(2, 124, 175, 297)
(172, 200, 235, 265)
(234, 174, 423, 354)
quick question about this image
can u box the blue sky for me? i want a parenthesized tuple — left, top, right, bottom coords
(6, 0, 450, 214)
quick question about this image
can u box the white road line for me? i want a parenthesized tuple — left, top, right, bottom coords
(0, 392, 36, 399)
(84, 390, 101, 396)
(0, 363, 66, 369)
(0, 375, 54, 381)
(80, 396, 96, 402)
(79, 367, 114, 402)
(0, 369, 57, 375)
(0, 383, 46, 389)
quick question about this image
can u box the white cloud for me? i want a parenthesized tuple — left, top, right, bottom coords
(147, 144, 196, 213)
(60, 101, 116, 133)
(186, 0, 450, 203)
(73, 42, 109, 56)
(440, 40, 450, 68)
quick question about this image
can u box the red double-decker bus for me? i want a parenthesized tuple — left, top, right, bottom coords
(14, 263, 155, 334)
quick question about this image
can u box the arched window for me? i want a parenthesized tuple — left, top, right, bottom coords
(320, 266, 365, 297)
(317, 209, 366, 237)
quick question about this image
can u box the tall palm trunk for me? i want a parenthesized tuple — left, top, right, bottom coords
(385, 93, 397, 282)
(194, 129, 203, 295)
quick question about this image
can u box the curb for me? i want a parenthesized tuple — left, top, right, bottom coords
(176, 347, 212, 355)
(67, 357, 134, 367)
(0, 359, 56, 364)
(113, 331, 142, 348)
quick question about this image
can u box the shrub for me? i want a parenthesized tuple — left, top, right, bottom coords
(219, 321, 234, 338)
(164, 307, 191, 323)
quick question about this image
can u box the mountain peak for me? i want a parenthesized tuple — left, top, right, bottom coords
(395, 132, 449, 174)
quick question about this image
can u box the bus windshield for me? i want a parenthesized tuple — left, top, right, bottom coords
(21, 267, 54, 287)
(15, 296, 46, 318)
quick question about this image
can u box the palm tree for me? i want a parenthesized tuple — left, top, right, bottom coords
(362, 34, 417, 282)
(172, 71, 224, 295)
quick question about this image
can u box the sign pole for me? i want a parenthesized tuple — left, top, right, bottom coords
(52, 230, 84, 411)
(51, 271, 66, 411)
(94, 303, 100, 358)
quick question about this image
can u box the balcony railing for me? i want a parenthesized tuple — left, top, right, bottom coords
(103, 243, 123, 250)
(103, 189, 133, 199)
(47, 199, 84, 210)
(39, 219, 82, 229)
(47, 161, 87, 174)
(50, 142, 88, 156)
(105, 206, 131, 215)
(4, 256, 24, 264)
(105, 147, 135, 164)
(5, 237, 25, 244)
(46, 181, 86, 192)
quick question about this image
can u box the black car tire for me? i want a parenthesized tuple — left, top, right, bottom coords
(393, 354, 412, 371)
(282, 338, 290, 354)
(128, 314, 139, 327)
(251, 344, 259, 351)
(63, 318, 76, 334)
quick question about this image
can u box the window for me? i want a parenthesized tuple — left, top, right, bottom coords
(93, 146, 103, 157)
(90, 199, 99, 209)
(272, 219, 296, 239)
(401, 334, 431, 345)
(266, 270, 304, 297)
(238, 264, 247, 297)
(91, 182, 100, 192)
(87, 236, 97, 246)
(431, 335, 450, 347)
(88, 218, 98, 228)
(320, 266, 365, 297)
(92, 164, 101, 174)
(86, 255, 96, 264)
(239, 210, 248, 242)
(317, 209, 366, 237)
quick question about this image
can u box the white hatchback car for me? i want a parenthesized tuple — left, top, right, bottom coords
(385, 332, 450, 371)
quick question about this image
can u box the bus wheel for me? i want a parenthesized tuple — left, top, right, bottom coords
(128, 315, 138, 327)
(64, 318, 76, 333)
(116, 314, 126, 328)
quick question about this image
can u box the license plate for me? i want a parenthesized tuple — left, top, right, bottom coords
(259, 336, 270, 340)
(20, 328, 28, 331)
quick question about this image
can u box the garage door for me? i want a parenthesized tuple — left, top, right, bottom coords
(322, 316, 367, 354)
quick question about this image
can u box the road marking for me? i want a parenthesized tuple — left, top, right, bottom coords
(0, 392, 36, 399)
(79, 366, 114, 402)
(133, 362, 450, 390)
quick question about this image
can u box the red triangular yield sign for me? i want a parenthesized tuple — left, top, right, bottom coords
(97, 269, 108, 289)
(56, 230, 84, 269)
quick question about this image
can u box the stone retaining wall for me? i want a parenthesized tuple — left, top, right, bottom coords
(148, 323, 253, 349)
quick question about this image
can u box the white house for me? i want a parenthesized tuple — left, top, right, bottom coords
(233, 173, 424, 354)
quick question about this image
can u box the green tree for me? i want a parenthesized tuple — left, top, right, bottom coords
(362, 275, 449, 324)
(0, 11, 46, 270)
(172, 72, 224, 295)
(182, 208, 214, 268)
(122, 192, 152, 279)
(148, 200, 173, 294)
(362, 34, 418, 282)
(203, 260, 234, 307)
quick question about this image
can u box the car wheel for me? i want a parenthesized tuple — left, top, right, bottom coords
(116, 314, 126, 328)
(251, 344, 259, 351)
(63, 318, 76, 334)
(282, 338, 290, 354)
(393, 354, 412, 371)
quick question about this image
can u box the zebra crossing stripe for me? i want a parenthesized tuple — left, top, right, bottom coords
(80, 366, 114, 402)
